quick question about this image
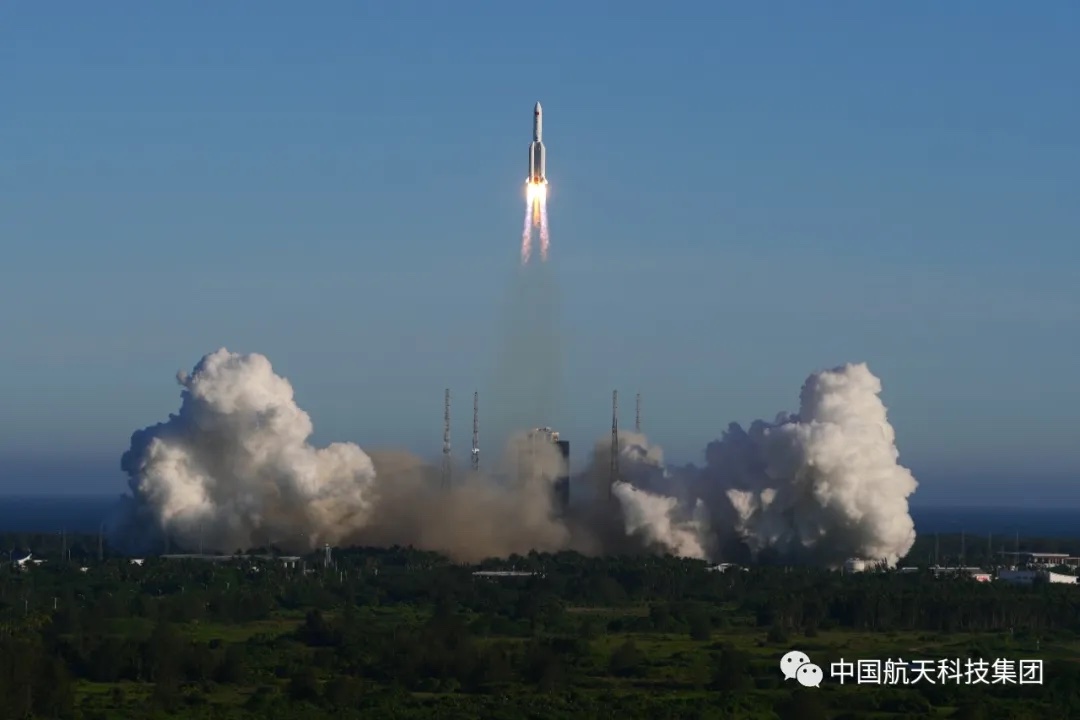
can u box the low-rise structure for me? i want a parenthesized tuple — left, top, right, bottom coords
(998, 569, 1078, 585)
(930, 566, 991, 581)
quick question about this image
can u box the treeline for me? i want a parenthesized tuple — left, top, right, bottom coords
(6, 547, 1080, 634)
(7, 530, 1080, 566)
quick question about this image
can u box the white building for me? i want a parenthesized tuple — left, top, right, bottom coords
(707, 563, 745, 572)
(997, 569, 1078, 585)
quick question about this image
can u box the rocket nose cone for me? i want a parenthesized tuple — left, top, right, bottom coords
(534, 102, 542, 113)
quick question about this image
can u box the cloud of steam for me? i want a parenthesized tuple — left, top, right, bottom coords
(112, 349, 378, 553)
(112, 350, 917, 567)
(698, 362, 919, 566)
(612, 482, 709, 559)
(112, 349, 576, 561)
(612, 362, 919, 566)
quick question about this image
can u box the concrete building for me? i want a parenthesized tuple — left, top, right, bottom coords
(1002, 552, 1079, 567)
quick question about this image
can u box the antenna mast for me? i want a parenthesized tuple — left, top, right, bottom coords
(635, 392, 641, 434)
(471, 391, 479, 473)
(442, 388, 452, 488)
(609, 390, 619, 497)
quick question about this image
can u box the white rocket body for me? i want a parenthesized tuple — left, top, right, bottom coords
(528, 102, 546, 184)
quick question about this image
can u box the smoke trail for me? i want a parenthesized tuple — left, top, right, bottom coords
(487, 260, 563, 447)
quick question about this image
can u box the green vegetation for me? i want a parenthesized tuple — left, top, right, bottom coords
(0, 538, 1078, 719)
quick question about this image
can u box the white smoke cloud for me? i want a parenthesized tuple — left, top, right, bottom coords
(612, 481, 708, 559)
(112, 350, 917, 567)
(116, 349, 377, 553)
(693, 362, 919, 566)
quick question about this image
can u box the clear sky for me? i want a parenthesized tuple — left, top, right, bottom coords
(0, 2, 1077, 501)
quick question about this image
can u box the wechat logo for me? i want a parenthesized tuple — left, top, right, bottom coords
(781, 650, 823, 688)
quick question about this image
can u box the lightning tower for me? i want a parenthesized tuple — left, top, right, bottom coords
(442, 389, 451, 488)
(610, 390, 619, 497)
(471, 391, 480, 473)
(635, 392, 641, 434)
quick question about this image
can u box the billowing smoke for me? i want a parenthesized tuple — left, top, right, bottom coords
(694, 362, 919, 566)
(112, 349, 575, 562)
(599, 363, 918, 566)
(112, 350, 917, 567)
(351, 437, 571, 562)
(112, 350, 378, 553)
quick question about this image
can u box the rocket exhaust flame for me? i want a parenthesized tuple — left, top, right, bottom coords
(539, 196, 550, 262)
(521, 198, 533, 265)
(521, 182, 548, 265)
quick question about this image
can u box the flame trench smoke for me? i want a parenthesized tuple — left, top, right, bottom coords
(112, 352, 917, 567)
(606, 363, 919, 566)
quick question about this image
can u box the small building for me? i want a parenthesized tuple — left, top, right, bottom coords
(161, 553, 301, 568)
(1002, 552, 1072, 567)
(843, 558, 888, 573)
(707, 563, 745, 572)
(997, 569, 1078, 585)
(931, 566, 989, 580)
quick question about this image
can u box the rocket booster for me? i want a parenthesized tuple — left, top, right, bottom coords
(528, 102, 546, 184)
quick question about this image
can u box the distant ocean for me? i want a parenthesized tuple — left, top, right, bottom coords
(0, 495, 1076, 538)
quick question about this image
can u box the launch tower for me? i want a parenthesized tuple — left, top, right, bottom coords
(519, 426, 570, 513)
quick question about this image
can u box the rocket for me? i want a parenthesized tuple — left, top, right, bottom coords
(528, 102, 546, 184)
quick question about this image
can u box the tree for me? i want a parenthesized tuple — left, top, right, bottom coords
(688, 611, 712, 641)
(609, 640, 645, 678)
(775, 689, 828, 720)
(288, 666, 320, 703)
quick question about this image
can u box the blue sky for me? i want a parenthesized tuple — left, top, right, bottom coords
(0, 2, 1077, 502)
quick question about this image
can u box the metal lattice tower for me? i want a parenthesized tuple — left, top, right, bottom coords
(609, 390, 619, 497)
(635, 392, 641, 434)
(442, 388, 452, 488)
(471, 391, 480, 473)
